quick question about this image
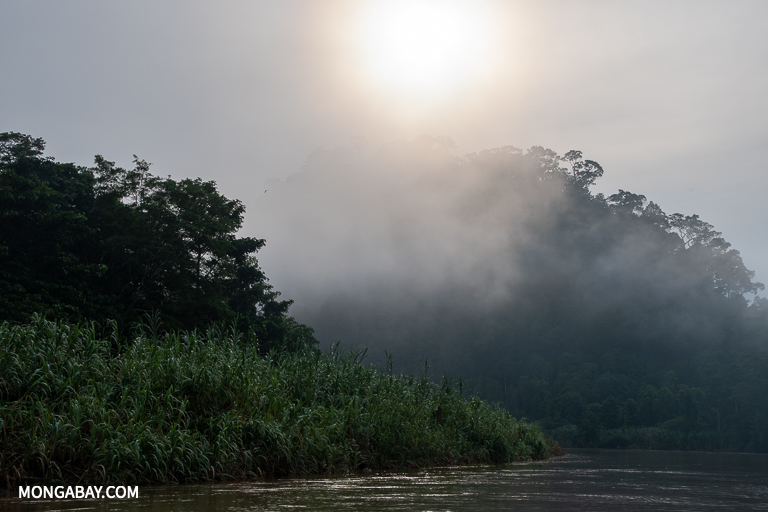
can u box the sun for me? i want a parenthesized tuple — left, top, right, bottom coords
(355, 0, 495, 97)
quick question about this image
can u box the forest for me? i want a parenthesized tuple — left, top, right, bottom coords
(257, 137, 768, 453)
(0, 132, 555, 486)
(0, 131, 314, 352)
(2, 130, 768, 465)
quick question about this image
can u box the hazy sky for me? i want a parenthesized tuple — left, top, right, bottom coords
(2, 0, 767, 284)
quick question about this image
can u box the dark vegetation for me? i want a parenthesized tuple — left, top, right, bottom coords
(0, 132, 313, 352)
(0, 132, 556, 487)
(0, 318, 553, 486)
(269, 138, 768, 453)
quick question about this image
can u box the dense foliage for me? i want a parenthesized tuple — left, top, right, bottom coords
(275, 140, 768, 453)
(0, 318, 554, 486)
(4, 130, 767, 461)
(0, 132, 314, 351)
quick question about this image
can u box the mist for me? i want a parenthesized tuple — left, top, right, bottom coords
(256, 138, 550, 309)
(254, 137, 764, 372)
(250, 137, 768, 449)
(3, 0, 768, 467)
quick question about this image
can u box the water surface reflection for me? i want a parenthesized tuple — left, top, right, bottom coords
(3, 449, 768, 511)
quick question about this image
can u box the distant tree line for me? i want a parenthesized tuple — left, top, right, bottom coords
(290, 140, 768, 452)
(0, 132, 315, 351)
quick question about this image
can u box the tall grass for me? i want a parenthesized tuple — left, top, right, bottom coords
(0, 318, 554, 487)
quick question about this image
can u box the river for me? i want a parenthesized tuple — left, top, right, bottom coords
(3, 449, 768, 511)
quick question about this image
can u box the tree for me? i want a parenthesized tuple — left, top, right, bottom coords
(562, 150, 604, 188)
(0, 133, 104, 322)
(607, 189, 647, 216)
(277, 137, 768, 451)
(668, 213, 720, 249)
(0, 132, 316, 351)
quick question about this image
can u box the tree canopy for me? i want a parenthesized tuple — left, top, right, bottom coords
(259, 138, 768, 451)
(0, 132, 315, 351)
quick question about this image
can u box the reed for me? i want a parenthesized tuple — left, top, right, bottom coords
(0, 317, 555, 487)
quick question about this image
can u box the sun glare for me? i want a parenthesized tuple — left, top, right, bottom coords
(355, 0, 495, 98)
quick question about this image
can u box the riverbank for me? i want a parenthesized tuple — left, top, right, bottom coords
(0, 318, 556, 487)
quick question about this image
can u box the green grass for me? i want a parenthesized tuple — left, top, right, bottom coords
(0, 317, 555, 487)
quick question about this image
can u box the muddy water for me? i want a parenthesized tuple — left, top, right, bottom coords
(3, 449, 768, 511)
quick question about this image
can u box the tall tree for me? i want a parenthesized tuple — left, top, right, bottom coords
(0, 132, 315, 351)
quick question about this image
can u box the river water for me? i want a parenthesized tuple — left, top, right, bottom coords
(3, 449, 768, 511)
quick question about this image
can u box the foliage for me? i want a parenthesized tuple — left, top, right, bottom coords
(294, 141, 768, 453)
(0, 318, 555, 487)
(0, 132, 314, 351)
